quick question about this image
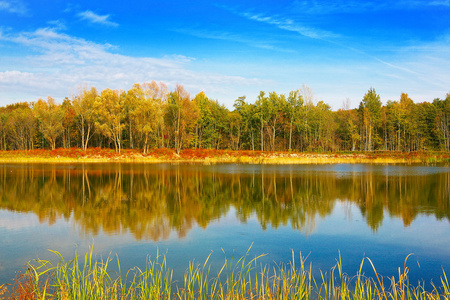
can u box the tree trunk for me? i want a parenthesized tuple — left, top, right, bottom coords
(260, 118, 264, 151)
(289, 121, 293, 151)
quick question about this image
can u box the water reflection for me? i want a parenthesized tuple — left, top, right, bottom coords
(0, 164, 449, 240)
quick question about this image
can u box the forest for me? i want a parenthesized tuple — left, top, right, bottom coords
(0, 82, 449, 153)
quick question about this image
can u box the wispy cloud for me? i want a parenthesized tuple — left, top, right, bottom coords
(0, 27, 266, 103)
(241, 12, 337, 40)
(289, 0, 450, 14)
(233, 5, 446, 91)
(175, 27, 295, 53)
(0, 0, 27, 15)
(47, 20, 67, 31)
(77, 10, 118, 27)
(228, 6, 449, 103)
(429, 0, 450, 7)
(290, 0, 383, 14)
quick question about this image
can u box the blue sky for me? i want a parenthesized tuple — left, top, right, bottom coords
(0, 0, 449, 109)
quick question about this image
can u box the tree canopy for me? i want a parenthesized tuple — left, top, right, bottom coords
(0, 82, 449, 153)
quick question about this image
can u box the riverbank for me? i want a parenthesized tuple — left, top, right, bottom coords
(1, 248, 448, 299)
(0, 148, 449, 164)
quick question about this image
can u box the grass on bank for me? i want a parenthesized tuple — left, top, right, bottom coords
(0, 148, 450, 164)
(1, 248, 449, 299)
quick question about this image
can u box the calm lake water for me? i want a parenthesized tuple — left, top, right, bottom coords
(0, 163, 449, 286)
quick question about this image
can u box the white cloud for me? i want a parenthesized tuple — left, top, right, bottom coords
(0, 0, 27, 15)
(77, 10, 118, 27)
(0, 27, 266, 105)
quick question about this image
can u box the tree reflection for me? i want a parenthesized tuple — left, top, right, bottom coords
(0, 164, 448, 240)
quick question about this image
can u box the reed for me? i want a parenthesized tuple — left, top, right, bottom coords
(2, 247, 449, 299)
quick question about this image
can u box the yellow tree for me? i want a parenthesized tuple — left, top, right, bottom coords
(142, 81, 168, 148)
(399, 93, 415, 151)
(73, 87, 98, 151)
(127, 83, 165, 154)
(165, 85, 199, 154)
(5, 103, 36, 150)
(95, 88, 126, 153)
(34, 97, 64, 150)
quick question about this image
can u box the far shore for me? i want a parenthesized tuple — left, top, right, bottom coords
(0, 148, 449, 164)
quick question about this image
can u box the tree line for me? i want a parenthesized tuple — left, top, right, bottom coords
(0, 81, 449, 153)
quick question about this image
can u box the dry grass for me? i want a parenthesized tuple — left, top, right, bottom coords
(0, 148, 449, 164)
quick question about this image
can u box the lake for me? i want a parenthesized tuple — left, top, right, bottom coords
(0, 163, 449, 287)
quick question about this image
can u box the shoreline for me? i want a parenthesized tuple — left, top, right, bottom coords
(0, 148, 449, 164)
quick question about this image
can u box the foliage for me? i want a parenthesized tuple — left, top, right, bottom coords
(0, 84, 449, 153)
(34, 97, 64, 150)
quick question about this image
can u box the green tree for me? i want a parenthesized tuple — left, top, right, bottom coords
(228, 110, 242, 150)
(266, 91, 286, 151)
(433, 94, 450, 151)
(285, 90, 303, 151)
(255, 91, 270, 151)
(0, 109, 8, 150)
(234, 96, 258, 151)
(359, 88, 382, 151)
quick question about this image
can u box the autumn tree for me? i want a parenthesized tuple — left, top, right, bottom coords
(127, 82, 166, 154)
(61, 97, 76, 148)
(34, 97, 64, 150)
(1, 81, 449, 153)
(142, 81, 168, 148)
(193, 91, 214, 148)
(4, 103, 36, 150)
(165, 85, 199, 154)
(298, 84, 316, 151)
(73, 87, 98, 151)
(95, 88, 126, 153)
